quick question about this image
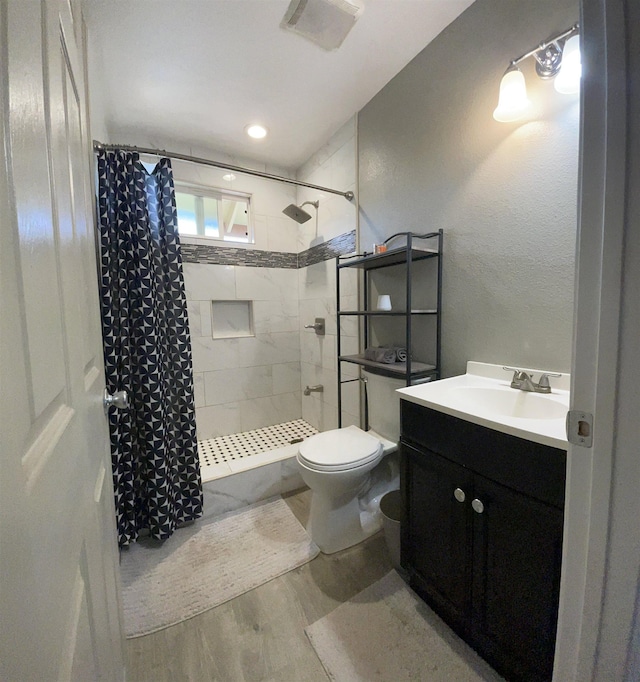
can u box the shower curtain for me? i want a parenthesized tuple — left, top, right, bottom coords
(97, 150, 202, 547)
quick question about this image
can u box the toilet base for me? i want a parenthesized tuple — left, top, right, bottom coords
(303, 452, 400, 554)
(307, 491, 382, 554)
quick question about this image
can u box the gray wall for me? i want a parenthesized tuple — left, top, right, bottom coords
(358, 0, 579, 377)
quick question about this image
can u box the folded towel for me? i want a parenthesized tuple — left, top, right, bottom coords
(363, 347, 409, 364)
(364, 347, 397, 364)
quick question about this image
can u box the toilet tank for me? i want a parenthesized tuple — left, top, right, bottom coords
(364, 371, 405, 443)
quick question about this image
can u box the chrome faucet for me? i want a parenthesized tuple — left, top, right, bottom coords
(503, 367, 561, 394)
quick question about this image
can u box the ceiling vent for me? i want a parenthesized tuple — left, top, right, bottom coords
(280, 0, 364, 51)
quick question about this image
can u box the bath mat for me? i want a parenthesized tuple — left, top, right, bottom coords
(305, 571, 504, 681)
(120, 496, 319, 637)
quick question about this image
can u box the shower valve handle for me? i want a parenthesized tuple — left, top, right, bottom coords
(304, 318, 325, 335)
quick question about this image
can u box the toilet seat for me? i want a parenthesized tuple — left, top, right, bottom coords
(298, 425, 383, 472)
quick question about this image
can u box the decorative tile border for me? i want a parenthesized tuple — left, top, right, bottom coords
(297, 230, 357, 268)
(181, 243, 298, 268)
(181, 229, 356, 270)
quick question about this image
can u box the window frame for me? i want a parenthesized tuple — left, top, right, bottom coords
(174, 180, 254, 244)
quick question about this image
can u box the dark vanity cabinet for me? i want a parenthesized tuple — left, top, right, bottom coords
(400, 400, 566, 682)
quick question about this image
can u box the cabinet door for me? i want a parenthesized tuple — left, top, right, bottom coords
(402, 443, 474, 631)
(471, 474, 563, 682)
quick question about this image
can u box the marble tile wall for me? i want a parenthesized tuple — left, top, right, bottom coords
(175, 158, 301, 439)
(298, 260, 360, 432)
(297, 118, 360, 432)
(201, 455, 304, 520)
(186, 263, 302, 438)
(296, 118, 358, 252)
(182, 117, 359, 439)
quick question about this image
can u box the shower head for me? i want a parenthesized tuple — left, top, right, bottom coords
(282, 200, 319, 224)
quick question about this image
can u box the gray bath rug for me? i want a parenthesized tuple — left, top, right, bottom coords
(120, 496, 319, 638)
(305, 570, 505, 681)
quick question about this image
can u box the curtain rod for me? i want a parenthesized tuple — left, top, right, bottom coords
(92, 140, 355, 201)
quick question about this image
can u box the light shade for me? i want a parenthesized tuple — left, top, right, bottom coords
(554, 34, 581, 94)
(493, 69, 531, 122)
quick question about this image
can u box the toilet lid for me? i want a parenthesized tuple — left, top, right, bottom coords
(298, 425, 383, 471)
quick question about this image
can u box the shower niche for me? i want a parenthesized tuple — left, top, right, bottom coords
(211, 300, 254, 339)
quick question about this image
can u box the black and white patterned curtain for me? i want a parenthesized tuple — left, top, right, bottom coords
(96, 150, 202, 547)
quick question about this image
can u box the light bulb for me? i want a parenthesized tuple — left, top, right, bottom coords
(554, 34, 581, 94)
(493, 69, 531, 123)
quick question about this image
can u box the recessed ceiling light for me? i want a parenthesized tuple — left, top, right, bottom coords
(222, 173, 236, 181)
(246, 124, 268, 139)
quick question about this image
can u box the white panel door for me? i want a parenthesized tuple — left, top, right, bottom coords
(0, 0, 125, 679)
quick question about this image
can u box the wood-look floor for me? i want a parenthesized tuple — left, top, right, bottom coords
(126, 488, 394, 681)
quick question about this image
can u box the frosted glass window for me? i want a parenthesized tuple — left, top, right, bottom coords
(175, 182, 252, 243)
(175, 192, 198, 235)
(221, 197, 249, 242)
(202, 196, 220, 238)
(211, 300, 253, 339)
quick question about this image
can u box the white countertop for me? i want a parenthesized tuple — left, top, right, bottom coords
(397, 361, 570, 450)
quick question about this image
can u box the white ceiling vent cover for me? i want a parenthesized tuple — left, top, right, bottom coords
(280, 0, 364, 51)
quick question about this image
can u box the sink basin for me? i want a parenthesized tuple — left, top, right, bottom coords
(447, 386, 568, 420)
(396, 361, 571, 449)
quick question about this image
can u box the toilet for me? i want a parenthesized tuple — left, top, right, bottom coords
(297, 372, 402, 554)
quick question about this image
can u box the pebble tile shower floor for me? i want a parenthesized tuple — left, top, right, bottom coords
(197, 419, 318, 467)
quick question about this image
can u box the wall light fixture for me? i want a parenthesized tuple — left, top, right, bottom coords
(493, 23, 580, 123)
(554, 34, 581, 94)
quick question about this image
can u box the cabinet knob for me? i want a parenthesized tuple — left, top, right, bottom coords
(454, 488, 466, 503)
(472, 498, 485, 514)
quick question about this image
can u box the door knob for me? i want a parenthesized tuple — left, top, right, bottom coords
(454, 488, 466, 503)
(471, 498, 485, 514)
(103, 388, 129, 411)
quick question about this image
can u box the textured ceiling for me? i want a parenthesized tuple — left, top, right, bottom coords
(85, 0, 475, 170)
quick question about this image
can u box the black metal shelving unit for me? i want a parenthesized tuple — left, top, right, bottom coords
(336, 230, 443, 428)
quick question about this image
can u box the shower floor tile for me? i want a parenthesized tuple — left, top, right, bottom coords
(198, 419, 318, 468)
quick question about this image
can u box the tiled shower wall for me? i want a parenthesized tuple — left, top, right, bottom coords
(179, 119, 359, 438)
(296, 119, 360, 432)
(177, 158, 302, 439)
(185, 262, 301, 439)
